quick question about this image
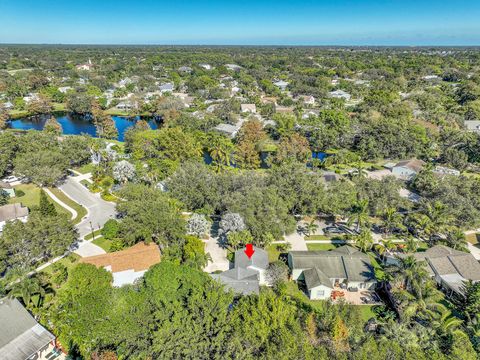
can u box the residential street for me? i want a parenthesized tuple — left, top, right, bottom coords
(59, 174, 116, 256)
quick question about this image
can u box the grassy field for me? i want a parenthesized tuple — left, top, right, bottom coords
(305, 234, 347, 241)
(48, 187, 87, 224)
(41, 253, 80, 275)
(10, 184, 68, 215)
(92, 236, 112, 252)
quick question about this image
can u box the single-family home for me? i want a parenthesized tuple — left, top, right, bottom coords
(433, 166, 461, 177)
(391, 159, 425, 180)
(465, 120, 480, 133)
(225, 64, 242, 71)
(0, 203, 29, 232)
(211, 246, 269, 295)
(80, 242, 161, 287)
(178, 66, 193, 73)
(199, 63, 212, 70)
(0, 297, 57, 360)
(288, 246, 377, 300)
(390, 246, 480, 297)
(0, 181, 15, 197)
(298, 95, 315, 105)
(274, 80, 289, 91)
(422, 75, 440, 81)
(275, 105, 294, 114)
(159, 83, 174, 94)
(76, 59, 94, 71)
(241, 104, 256, 114)
(214, 123, 241, 138)
(328, 90, 351, 101)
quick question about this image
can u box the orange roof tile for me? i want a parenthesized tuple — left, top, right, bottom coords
(80, 242, 161, 273)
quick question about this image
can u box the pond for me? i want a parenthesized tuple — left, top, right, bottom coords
(8, 114, 160, 141)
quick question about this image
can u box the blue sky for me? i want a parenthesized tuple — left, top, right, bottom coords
(0, 0, 479, 45)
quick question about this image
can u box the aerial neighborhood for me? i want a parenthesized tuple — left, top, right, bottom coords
(1, 44, 480, 359)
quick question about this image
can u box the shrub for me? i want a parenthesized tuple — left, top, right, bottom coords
(15, 189, 25, 197)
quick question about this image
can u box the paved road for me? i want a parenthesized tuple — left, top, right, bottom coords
(59, 175, 116, 256)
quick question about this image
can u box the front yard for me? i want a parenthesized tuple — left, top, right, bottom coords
(9, 184, 68, 216)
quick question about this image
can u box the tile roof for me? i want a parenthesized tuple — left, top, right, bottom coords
(80, 242, 161, 273)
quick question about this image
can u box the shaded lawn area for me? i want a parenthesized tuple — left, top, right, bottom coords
(92, 236, 112, 252)
(10, 184, 68, 216)
(48, 187, 87, 224)
(41, 253, 80, 275)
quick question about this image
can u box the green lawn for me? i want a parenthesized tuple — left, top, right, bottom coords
(305, 234, 347, 241)
(306, 243, 339, 251)
(10, 184, 68, 216)
(41, 253, 80, 275)
(75, 163, 96, 174)
(267, 245, 282, 262)
(84, 229, 102, 240)
(48, 187, 87, 224)
(92, 236, 112, 252)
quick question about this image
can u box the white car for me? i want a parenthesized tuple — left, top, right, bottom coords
(2, 176, 19, 183)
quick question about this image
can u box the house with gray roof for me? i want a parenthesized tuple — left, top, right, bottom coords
(274, 80, 289, 91)
(406, 245, 480, 296)
(391, 159, 425, 180)
(211, 246, 269, 295)
(288, 246, 376, 300)
(159, 82, 174, 94)
(328, 90, 351, 101)
(0, 297, 57, 360)
(0, 203, 29, 232)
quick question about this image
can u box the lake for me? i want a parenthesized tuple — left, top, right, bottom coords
(8, 114, 160, 141)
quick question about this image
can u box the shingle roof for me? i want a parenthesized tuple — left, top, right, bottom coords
(234, 246, 269, 270)
(80, 242, 161, 273)
(211, 267, 260, 295)
(0, 298, 55, 360)
(414, 245, 480, 281)
(289, 246, 374, 283)
(0, 203, 29, 222)
(304, 267, 332, 289)
(394, 159, 425, 172)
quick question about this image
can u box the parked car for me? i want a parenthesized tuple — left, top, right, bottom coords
(2, 176, 19, 183)
(323, 226, 345, 235)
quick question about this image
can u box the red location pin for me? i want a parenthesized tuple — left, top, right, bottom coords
(244, 244, 255, 259)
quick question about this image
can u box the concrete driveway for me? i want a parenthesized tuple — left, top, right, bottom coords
(59, 175, 116, 256)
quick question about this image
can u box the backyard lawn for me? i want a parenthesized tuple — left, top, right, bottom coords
(10, 184, 68, 216)
(267, 245, 282, 262)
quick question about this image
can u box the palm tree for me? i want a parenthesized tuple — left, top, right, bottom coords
(381, 207, 403, 237)
(427, 304, 463, 336)
(8, 277, 45, 308)
(304, 220, 319, 237)
(375, 238, 397, 263)
(386, 255, 429, 299)
(354, 228, 374, 252)
(208, 136, 234, 172)
(349, 162, 368, 180)
(445, 228, 467, 251)
(348, 198, 370, 232)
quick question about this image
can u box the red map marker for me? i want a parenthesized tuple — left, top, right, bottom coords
(244, 244, 255, 259)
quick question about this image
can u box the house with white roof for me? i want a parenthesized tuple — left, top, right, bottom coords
(328, 90, 351, 101)
(241, 104, 256, 114)
(274, 80, 289, 91)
